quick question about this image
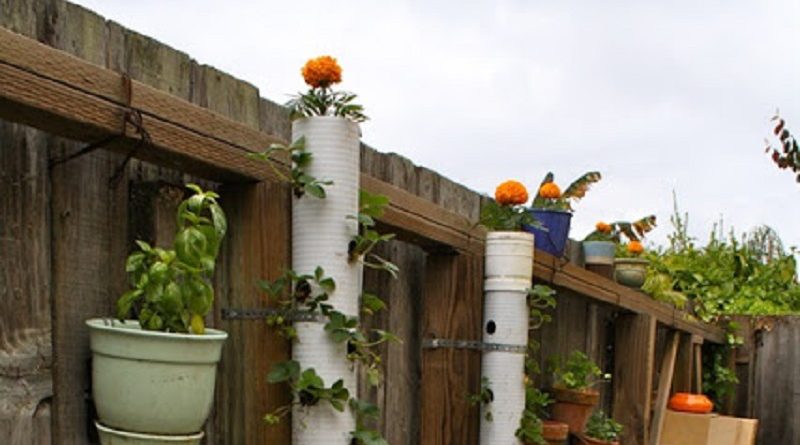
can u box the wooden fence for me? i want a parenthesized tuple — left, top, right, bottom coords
(729, 316, 800, 444)
(0, 1, 728, 444)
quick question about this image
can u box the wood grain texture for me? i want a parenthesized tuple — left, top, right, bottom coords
(613, 313, 656, 445)
(648, 330, 679, 445)
(672, 333, 693, 393)
(752, 316, 800, 445)
(215, 182, 292, 445)
(0, 121, 53, 445)
(420, 253, 483, 445)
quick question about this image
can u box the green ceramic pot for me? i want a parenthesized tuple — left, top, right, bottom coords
(614, 258, 649, 288)
(87, 319, 227, 435)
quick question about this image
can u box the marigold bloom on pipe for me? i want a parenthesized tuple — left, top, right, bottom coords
(301, 55, 342, 88)
(495, 180, 529, 206)
(539, 182, 561, 199)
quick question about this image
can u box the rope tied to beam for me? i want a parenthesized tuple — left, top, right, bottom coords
(49, 73, 152, 188)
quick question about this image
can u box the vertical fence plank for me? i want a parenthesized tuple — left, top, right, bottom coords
(420, 253, 483, 445)
(613, 313, 656, 445)
(215, 182, 292, 445)
(672, 333, 693, 393)
(648, 330, 680, 445)
(0, 122, 53, 445)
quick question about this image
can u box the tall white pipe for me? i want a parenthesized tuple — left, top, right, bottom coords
(480, 231, 534, 445)
(291, 116, 360, 444)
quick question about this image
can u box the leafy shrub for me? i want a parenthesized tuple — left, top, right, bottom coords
(585, 410, 623, 442)
(552, 351, 604, 391)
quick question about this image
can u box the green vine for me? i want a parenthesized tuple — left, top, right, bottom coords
(467, 377, 495, 422)
(260, 167, 398, 444)
(349, 190, 399, 277)
(249, 136, 333, 199)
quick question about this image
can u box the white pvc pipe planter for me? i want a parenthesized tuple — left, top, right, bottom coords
(291, 116, 361, 445)
(480, 231, 534, 445)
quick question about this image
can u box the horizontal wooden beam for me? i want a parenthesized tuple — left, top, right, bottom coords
(533, 251, 725, 343)
(0, 25, 723, 341)
(0, 26, 480, 254)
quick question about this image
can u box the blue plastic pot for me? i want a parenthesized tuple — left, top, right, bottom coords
(582, 241, 616, 265)
(523, 209, 573, 257)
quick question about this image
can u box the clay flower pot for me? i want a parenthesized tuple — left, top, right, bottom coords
(551, 387, 600, 434)
(576, 433, 619, 445)
(542, 420, 569, 445)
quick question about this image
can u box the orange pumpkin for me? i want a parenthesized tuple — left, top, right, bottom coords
(668, 393, 713, 414)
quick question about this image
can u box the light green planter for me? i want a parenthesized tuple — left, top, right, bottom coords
(95, 422, 204, 445)
(86, 319, 227, 435)
(614, 258, 649, 288)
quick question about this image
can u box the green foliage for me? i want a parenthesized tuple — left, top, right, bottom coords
(288, 87, 367, 122)
(583, 216, 657, 243)
(349, 190, 399, 278)
(467, 377, 495, 422)
(702, 343, 740, 409)
(552, 351, 604, 391)
(528, 285, 557, 330)
(643, 207, 800, 321)
(249, 136, 332, 199)
(263, 360, 350, 425)
(585, 410, 623, 442)
(516, 386, 553, 444)
(324, 310, 400, 387)
(517, 284, 557, 445)
(117, 184, 226, 334)
(479, 199, 541, 231)
(532, 171, 602, 212)
(259, 266, 336, 340)
(350, 399, 389, 445)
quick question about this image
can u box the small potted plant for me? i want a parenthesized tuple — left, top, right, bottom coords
(614, 240, 649, 288)
(517, 386, 569, 445)
(578, 410, 623, 445)
(582, 216, 656, 279)
(526, 172, 602, 258)
(550, 351, 606, 434)
(86, 185, 228, 443)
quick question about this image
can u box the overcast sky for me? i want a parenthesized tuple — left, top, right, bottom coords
(74, 0, 800, 249)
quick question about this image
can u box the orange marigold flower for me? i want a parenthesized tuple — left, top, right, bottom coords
(627, 240, 644, 254)
(539, 182, 561, 199)
(495, 180, 529, 206)
(596, 222, 612, 234)
(301, 55, 343, 88)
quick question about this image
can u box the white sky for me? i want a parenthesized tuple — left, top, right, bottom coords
(73, 0, 800, 248)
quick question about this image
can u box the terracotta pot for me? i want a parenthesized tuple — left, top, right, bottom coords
(542, 420, 569, 445)
(551, 387, 600, 434)
(575, 433, 618, 445)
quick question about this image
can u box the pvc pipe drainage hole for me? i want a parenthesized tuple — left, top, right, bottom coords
(486, 320, 496, 335)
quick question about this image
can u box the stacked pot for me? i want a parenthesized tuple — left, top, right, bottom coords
(291, 116, 362, 444)
(86, 319, 227, 444)
(480, 231, 534, 445)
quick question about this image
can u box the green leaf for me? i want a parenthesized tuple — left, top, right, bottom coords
(267, 360, 300, 383)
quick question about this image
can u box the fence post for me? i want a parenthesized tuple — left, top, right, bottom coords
(420, 252, 483, 445)
(612, 313, 657, 445)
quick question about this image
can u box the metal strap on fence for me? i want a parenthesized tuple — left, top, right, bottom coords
(422, 338, 528, 354)
(221, 307, 328, 323)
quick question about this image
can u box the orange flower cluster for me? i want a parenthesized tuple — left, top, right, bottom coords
(627, 240, 644, 254)
(301, 55, 342, 88)
(539, 182, 561, 199)
(595, 222, 612, 234)
(495, 180, 528, 206)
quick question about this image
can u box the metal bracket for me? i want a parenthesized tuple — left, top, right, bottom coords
(221, 307, 328, 323)
(422, 338, 528, 354)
